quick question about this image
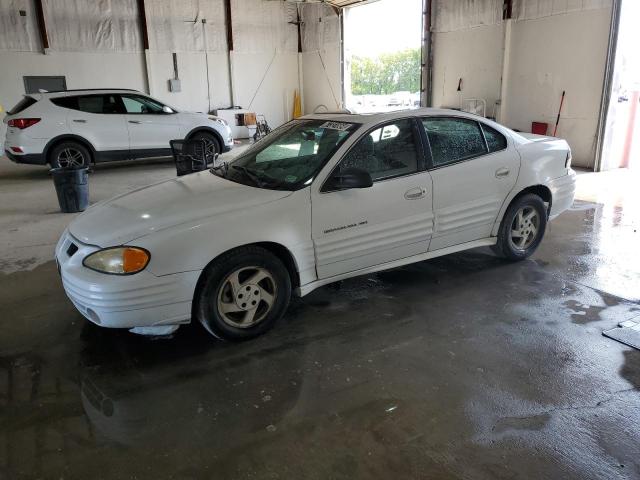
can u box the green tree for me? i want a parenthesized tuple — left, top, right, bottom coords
(351, 48, 421, 95)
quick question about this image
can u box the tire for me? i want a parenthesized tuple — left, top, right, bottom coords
(492, 193, 547, 261)
(190, 131, 221, 166)
(49, 141, 91, 169)
(195, 246, 292, 341)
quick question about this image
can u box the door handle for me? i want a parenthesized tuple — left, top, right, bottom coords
(405, 187, 427, 200)
(72, 119, 87, 123)
(128, 120, 141, 124)
(495, 167, 510, 178)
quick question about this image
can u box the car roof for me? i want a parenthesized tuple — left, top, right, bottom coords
(33, 88, 142, 98)
(301, 108, 488, 127)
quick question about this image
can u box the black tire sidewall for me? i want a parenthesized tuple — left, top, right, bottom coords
(196, 247, 291, 340)
(497, 194, 547, 261)
(49, 141, 90, 169)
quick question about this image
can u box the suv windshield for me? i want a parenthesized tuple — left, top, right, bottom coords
(214, 119, 359, 190)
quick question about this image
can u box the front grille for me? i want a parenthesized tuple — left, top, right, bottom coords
(66, 242, 79, 257)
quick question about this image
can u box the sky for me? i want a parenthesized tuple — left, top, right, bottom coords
(344, 0, 423, 58)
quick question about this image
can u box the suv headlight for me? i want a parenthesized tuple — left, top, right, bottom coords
(83, 247, 150, 275)
(209, 116, 229, 127)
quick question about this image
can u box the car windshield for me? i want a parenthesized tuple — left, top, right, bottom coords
(213, 119, 359, 190)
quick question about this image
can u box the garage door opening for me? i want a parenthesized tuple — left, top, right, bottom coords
(599, 0, 640, 171)
(343, 0, 423, 113)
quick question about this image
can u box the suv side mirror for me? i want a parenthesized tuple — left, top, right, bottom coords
(162, 105, 174, 114)
(324, 167, 373, 191)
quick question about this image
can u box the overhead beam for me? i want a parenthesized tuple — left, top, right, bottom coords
(34, 0, 49, 52)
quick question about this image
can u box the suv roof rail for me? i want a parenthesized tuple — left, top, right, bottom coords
(42, 88, 140, 94)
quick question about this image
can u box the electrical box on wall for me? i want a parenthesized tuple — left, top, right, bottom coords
(168, 79, 181, 92)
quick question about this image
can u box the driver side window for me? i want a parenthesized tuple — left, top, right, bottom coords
(121, 95, 165, 114)
(337, 119, 419, 182)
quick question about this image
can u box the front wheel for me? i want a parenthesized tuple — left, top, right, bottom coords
(493, 193, 547, 261)
(195, 246, 292, 340)
(190, 131, 221, 166)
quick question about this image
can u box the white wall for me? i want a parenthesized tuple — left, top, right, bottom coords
(300, 3, 343, 114)
(0, 0, 300, 149)
(503, 8, 611, 167)
(430, 0, 612, 169)
(431, 24, 504, 113)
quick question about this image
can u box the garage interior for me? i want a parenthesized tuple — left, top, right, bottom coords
(1, 0, 639, 478)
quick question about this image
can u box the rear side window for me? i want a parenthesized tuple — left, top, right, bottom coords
(481, 124, 507, 153)
(51, 95, 123, 114)
(422, 117, 487, 167)
(8, 96, 37, 115)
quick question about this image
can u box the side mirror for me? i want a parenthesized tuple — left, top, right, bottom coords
(162, 105, 174, 114)
(324, 167, 373, 191)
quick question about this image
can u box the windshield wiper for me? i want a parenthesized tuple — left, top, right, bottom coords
(231, 165, 264, 188)
(210, 161, 229, 177)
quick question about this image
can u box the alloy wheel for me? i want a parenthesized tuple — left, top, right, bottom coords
(216, 266, 277, 328)
(57, 148, 85, 168)
(509, 206, 540, 250)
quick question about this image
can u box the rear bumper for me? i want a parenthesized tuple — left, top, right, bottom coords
(548, 169, 577, 220)
(55, 230, 200, 329)
(5, 149, 47, 165)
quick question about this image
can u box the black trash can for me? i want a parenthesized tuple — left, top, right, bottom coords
(170, 139, 207, 177)
(51, 167, 89, 213)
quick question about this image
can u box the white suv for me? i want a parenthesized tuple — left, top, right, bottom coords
(3, 89, 233, 168)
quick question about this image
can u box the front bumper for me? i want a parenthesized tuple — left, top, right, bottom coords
(5, 149, 47, 165)
(55, 230, 200, 329)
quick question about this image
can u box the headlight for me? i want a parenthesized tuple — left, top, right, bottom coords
(83, 247, 150, 275)
(209, 116, 229, 127)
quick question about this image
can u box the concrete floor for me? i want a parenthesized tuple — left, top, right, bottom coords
(0, 156, 639, 479)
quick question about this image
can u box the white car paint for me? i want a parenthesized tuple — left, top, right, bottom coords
(3, 89, 233, 165)
(55, 108, 576, 332)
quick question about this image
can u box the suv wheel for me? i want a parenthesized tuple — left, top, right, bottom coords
(191, 132, 221, 165)
(195, 246, 292, 340)
(49, 141, 90, 169)
(493, 193, 547, 261)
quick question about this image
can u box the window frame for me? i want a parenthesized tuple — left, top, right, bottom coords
(480, 122, 508, 155)
(420, 115, 508, 170)
(320, 117, 428, 193)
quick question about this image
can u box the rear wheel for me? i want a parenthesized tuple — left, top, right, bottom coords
(49, 141, 90, 169)
(195, 246, 291, 340)
(493, 193, 547, 261)
(190, 131, 221, 166)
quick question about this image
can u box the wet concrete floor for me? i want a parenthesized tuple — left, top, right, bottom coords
(1, 199, 639, 479)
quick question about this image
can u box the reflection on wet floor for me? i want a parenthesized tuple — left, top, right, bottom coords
(1, 200, 639, 479)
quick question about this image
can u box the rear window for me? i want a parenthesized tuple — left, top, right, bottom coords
(8, 96, 37, 115)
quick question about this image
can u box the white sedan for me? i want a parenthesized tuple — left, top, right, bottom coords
(56, 109, 576, 340)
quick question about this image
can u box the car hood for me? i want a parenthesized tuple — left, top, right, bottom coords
(69, 172, 292, 247)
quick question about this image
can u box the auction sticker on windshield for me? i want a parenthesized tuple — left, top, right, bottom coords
(320, 121, 354, 131)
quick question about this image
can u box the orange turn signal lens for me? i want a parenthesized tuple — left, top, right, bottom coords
(122, 247, 150, 273)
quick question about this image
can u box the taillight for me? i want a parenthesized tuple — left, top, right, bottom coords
(565, 150, 572, 169)
(8, 118, 41, 129)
